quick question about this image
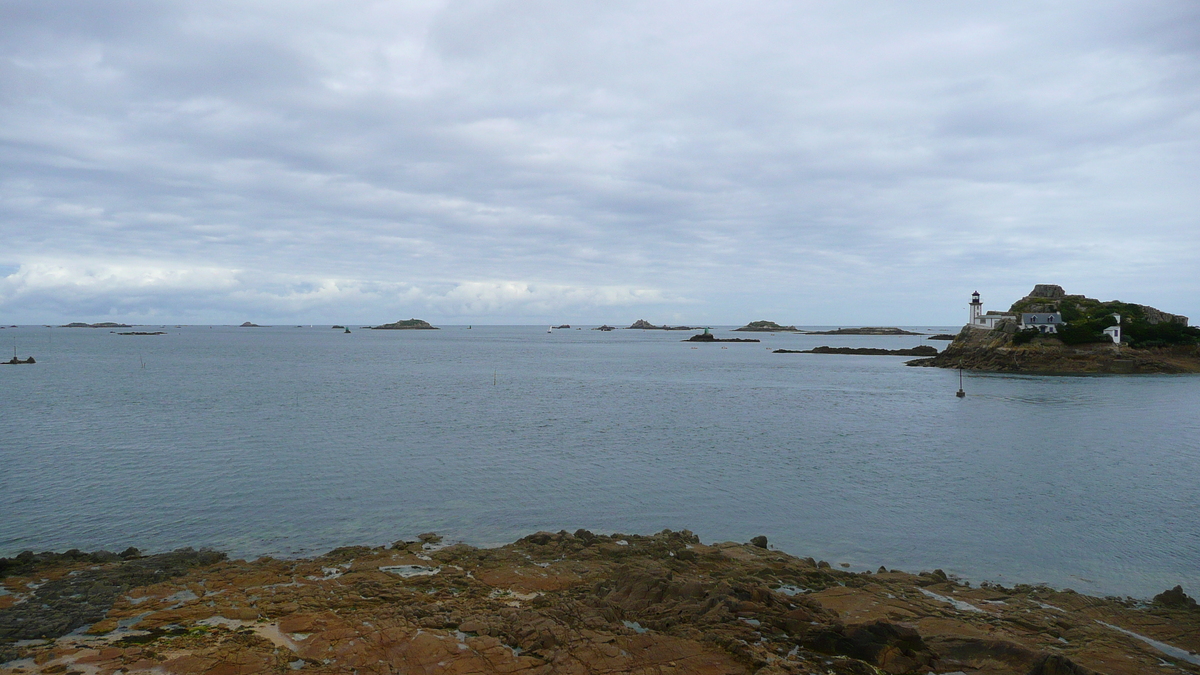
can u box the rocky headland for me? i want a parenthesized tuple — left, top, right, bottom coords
(370, 319, 438, 330)
(805, 327, 924, 336)
(776, 346, 938, 357)
(2, 532, 1198, 675)
(733, 321, 800, 332)
(909, 286, 1200, 374)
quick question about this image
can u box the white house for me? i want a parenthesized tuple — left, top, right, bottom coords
(1103, 314, 1122, 343)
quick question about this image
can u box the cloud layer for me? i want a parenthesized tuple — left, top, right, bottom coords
(2, 1, 1198, 323)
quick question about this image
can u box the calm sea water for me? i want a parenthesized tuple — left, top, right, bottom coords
(2, 324, 1197, 599)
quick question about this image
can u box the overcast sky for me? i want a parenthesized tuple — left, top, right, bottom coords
(1, 1, 1197, 325)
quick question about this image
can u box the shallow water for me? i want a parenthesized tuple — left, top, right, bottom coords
(2, 324, 1197, 598)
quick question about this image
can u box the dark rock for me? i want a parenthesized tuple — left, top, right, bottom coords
(807, 620, 938, 674)
(627, 319, 697, 330)
(734, 320, 799, 332)
(0, 548, 226, 641)
(804, 327, 924, 336)
(592, 325, 616, 331)
(749, 536, 768, 549)
(776, 345, 938, 356)
(417, 532, 443, 544)
(371, 318, 438, 330)
(119, 547, 142, 559)
(1152, 585, 1198, 610)
(685, 334, 760, 343)
(927, 334, 957, 340)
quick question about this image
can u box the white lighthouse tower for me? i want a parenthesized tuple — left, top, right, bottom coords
(969, 291, 983, 326)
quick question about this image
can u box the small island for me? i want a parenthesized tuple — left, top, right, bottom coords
(60, 322, 132, 328)
(776, 345, 938, 356)
(804, 327, 924, 336)
(371, 318, 438, 330)
(1, 355, 35, 364)
(733, 320, 800, 332)
(118, 331, 167, 336)
(684, 332, 760, 343)
(909, 285, 1200, 374)
(626, 319, 699, 330)
(592, 325, 616, 331)
(239, 322, 263, 327)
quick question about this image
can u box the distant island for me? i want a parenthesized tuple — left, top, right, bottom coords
(371, 318, 438, 330)
(909, 285, 1200, 374)
(118, 331, 166, 336)
(61, 322, 132, 328)
(239, 322, 262, 327)
(805, 327, 924, 336)
(733, 320, 799, 332)
(626, 319, 699, 330)
(592, 325, 616, 331)
(777, 345, 938, 356)
(684, 332, 759, 343)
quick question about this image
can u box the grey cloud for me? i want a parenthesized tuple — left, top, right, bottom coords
(1, 0, 1198, 324)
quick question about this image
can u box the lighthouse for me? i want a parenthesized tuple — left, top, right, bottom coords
(969, 291, 982, 326)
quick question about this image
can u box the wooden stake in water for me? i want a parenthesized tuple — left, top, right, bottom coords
(956, 367, 966, 398)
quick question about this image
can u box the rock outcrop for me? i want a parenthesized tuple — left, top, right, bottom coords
(627, 320, 698, 330)
(776, 346, 938, 356)
(804, 327, 924, 336)
(370, 319, 438, 330)
(684, 334, 760, 343)
(3, 533, 1197, 675)
(61, 322, 132, 328)
(734, 321, 800, 332)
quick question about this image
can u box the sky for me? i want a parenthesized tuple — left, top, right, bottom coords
(1, 1, 1198, 325)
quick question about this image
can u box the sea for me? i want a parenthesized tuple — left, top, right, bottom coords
(2, 324, 1197, 600)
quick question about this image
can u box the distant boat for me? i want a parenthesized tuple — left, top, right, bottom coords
(548, 326, 553, 333)
(344, 328, 351, 333)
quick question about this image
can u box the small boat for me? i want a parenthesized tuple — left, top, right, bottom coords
(344, 328, 351, 333)
(547, 326, 553, 333)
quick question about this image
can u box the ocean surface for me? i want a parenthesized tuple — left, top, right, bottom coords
(2, 324, 1198, 599)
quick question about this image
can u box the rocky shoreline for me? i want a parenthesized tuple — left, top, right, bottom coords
(2, 532, 1198, 675)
